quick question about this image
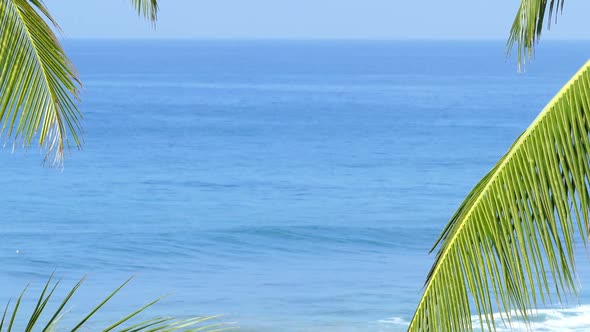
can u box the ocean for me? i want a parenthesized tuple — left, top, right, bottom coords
(1, 40, 590, 331)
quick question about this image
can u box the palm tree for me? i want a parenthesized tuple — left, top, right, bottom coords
(0, 1, 227, 330)
(408, 1, 590, 331)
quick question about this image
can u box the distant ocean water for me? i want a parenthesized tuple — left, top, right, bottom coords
(1, 40, 590, 331)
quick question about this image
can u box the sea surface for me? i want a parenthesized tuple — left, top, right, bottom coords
(1, 40, 590, 331)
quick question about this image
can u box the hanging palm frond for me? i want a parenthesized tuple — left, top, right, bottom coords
(507, 0, 565, 69)
(408, 59, 590, 331)
(0, 0, 82, 165)
(130, 0, 158, 22)
(0, 0, 158, 166)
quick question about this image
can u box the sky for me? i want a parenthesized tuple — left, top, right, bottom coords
(46, 0, 590, 40)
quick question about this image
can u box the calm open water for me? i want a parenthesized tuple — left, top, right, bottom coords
(1, 40, 590, 331)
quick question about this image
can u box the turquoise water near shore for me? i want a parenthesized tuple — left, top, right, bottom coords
(2, 40, 590, 331)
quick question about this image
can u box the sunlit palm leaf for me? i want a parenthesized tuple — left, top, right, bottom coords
(507, 0, 565, 69)
(0, 0, 158, 165)
(130, 0, 158, 22)
(0, 0, 82, 165)
(408, 60, 590, 331)
(1, 274, 230, 332)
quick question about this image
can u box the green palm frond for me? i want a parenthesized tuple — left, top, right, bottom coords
(130, 0, 158, 22)
(507, 0, 565, 69)
(408, 60, 590, 332)
(0, 0, 82, 165)
(0, 0, 158, 166)
(1, 274, 231, 332)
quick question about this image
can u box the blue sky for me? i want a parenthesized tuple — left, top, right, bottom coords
(47, 0, 590, 39)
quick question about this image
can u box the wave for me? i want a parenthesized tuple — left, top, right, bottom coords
(378, 305, 590, 331)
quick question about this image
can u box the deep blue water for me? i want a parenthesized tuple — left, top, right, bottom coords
(2, 40, 590, 331)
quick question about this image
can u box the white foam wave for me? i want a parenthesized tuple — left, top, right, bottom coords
(485, 305, 590, 332)
(378, 305, 590, 332)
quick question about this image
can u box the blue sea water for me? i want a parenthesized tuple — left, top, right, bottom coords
(2, 40, 590, 331)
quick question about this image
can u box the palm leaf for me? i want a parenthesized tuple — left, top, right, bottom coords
(408, 60, 590, 331)
(0, 275, 230, 332)
(506, 0, 565, 69)
(130, 0, 158, 22)
(0, 0, 158, 166)
(0, 0, 82, 165)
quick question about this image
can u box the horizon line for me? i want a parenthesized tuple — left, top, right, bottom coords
(59, 36, 590, 42)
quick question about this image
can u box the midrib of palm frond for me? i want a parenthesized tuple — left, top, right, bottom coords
(408, 60, 590, 332)
(12, 1, 66, 152)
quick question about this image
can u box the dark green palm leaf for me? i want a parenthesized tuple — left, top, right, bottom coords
(507, 0, 565, 69)
(408, 60, 590, 331)
(130, 0, 158, 22)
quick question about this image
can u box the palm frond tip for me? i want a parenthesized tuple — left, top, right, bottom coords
(130, 0, 158, 21)
(408, 60, 590, 332)
(507, 0, 565, 69)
